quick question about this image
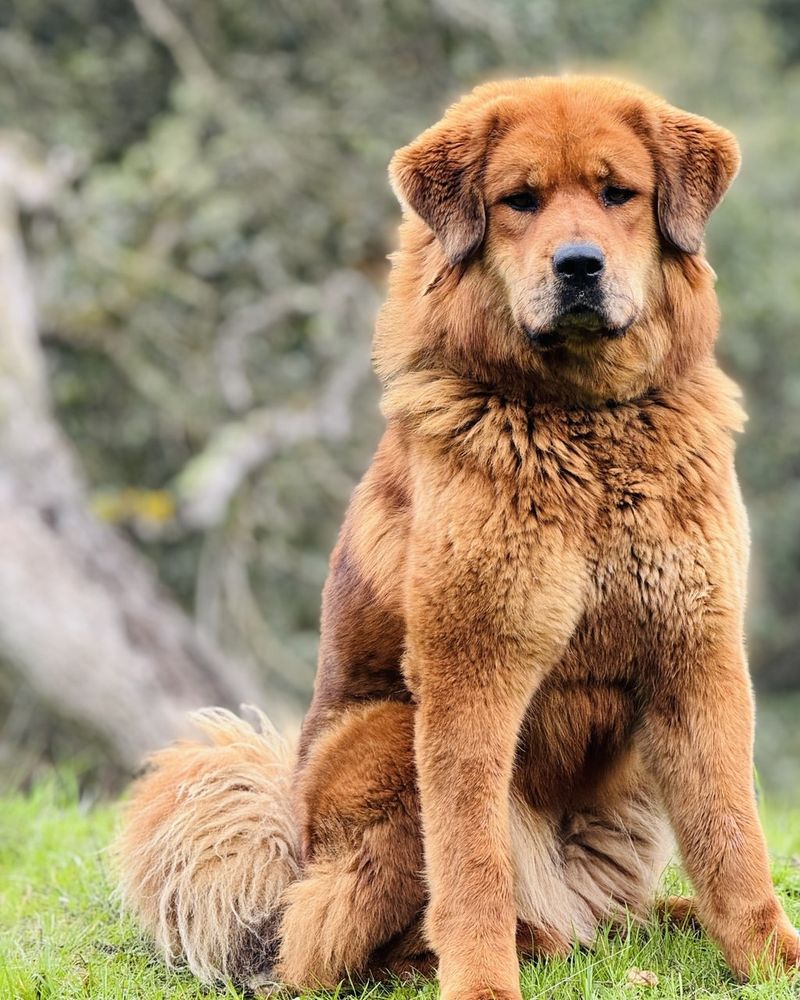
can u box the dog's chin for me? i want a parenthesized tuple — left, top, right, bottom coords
(521, 307, 633, 352)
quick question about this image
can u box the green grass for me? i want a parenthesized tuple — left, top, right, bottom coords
(1, 777, 799, 1000)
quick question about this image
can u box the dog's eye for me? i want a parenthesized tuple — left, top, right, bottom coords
(501, 191, 539, 212)
(602, 186, 636, 207)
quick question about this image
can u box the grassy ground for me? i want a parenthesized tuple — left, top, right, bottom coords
(0, 777, 799, 1000)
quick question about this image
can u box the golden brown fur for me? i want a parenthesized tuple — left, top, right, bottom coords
(115, 76, 800, 995)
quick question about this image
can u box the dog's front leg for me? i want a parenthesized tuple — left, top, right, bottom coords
(412, 647, 535, 1000)
(643, 624, 800, 979)
(405, 514, 585, 1000)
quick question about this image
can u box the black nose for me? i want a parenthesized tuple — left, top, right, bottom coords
(552, 242, 605, 282)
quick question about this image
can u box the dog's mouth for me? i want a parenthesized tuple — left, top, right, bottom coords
(553, 305, 606, 332)
(523, 306, 630, 351)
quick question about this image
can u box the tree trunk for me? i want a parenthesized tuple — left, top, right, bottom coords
(0, 134, 268, 772)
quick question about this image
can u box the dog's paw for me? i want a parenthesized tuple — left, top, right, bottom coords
(441, 987, 522, 1000)
(654, 895, 702, 932)
(276, 864, 369, 988)
(726, 922, 800, 980)
(780, 930, 800, 971)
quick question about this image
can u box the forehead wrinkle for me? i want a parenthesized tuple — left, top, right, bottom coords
(488, 108, 654, 192)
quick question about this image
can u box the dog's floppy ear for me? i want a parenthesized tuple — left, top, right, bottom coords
(389, 112, 497, 266)
(654, 106, 741, 254)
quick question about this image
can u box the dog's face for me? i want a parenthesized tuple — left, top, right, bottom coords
(387, 77, 740, 400)
(483, 106, 659, 350)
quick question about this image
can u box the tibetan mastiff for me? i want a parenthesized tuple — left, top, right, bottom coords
(116, 76, 800, 995)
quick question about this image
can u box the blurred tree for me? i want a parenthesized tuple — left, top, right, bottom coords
(0, 133, 266, 776)
(0, 0, 798, 778)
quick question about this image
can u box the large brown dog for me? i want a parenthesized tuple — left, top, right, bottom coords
(116, 76, 800, 995)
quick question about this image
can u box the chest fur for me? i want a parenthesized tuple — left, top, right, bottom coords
(413, 379, 744, 640)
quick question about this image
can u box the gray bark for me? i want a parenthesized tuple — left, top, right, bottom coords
(0, 133, 267, 771)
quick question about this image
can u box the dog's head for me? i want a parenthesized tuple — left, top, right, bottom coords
(383, 77, 739, 402)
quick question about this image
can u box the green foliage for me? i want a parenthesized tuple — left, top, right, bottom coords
(2, 776, 800, 999)
(2, 0, 800, 701)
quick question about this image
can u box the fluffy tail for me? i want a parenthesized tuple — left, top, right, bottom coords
(113, 707, 299, 988)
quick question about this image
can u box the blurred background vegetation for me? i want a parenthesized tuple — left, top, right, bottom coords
(0, 0, 798, 796)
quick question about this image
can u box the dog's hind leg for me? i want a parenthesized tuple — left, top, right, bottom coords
(277, 700, 425, 989)
(367, 914, 437, 980)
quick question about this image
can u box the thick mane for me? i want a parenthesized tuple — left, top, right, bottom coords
(375, 215, 721, 414)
